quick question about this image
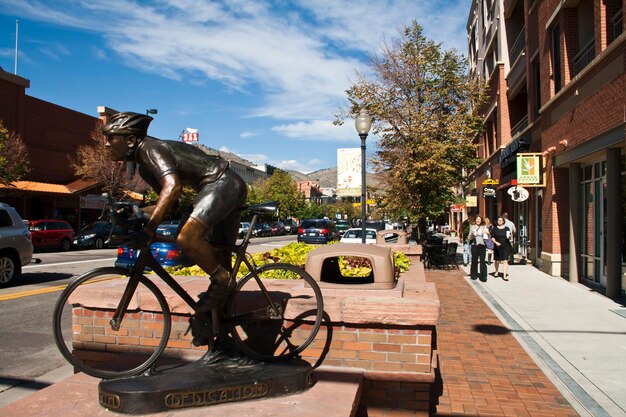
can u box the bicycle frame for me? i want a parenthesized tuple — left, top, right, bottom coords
(109, 211, 279, 331)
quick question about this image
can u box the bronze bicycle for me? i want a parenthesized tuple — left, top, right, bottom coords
(53, 201, 323, 379)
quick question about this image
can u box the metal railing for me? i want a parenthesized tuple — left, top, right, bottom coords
(573, 38, 595, 76)
(508, 28, 526, 64)
(613, 10, 623, 41)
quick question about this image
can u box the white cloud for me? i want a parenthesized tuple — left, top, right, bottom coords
(3, 0, 469, 124)
(2, 0, 470, 170)
(272, 119, 357, 143)
(239, 131, 256, 138)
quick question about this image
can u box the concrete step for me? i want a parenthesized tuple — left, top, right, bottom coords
(0, 366, 364, 417)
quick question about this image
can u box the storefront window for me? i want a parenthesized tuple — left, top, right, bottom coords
(622, 157, 625, 265)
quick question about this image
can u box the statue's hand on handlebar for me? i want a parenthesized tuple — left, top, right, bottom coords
(124, 230, 153, 250)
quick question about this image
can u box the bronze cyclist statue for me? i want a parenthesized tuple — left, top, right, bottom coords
(102, 111, 247, 344)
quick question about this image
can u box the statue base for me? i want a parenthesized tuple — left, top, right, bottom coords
(98, 350, 314, 414)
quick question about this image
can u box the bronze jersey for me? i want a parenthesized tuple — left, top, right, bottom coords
(135, 137, 229, 193)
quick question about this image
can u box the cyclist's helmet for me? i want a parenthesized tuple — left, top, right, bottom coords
(102, 112, 153, 138)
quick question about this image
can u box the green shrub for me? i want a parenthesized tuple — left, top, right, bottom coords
(165, 242, 410, 279)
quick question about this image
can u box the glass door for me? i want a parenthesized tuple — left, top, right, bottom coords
(580, 161, 607, 286)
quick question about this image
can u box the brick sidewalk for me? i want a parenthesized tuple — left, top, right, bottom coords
(427, 268, 579, 417)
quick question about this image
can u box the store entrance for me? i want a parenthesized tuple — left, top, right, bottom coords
(581, 161, 607, 287)
(514, 200, 529, 261)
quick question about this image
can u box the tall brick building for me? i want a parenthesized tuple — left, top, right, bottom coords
(466, 0, 624, 297)
(0, 68, 102, 229)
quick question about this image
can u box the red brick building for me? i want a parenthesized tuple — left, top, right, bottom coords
(0, 68, 102, 229)
(467, 0, 624, 297)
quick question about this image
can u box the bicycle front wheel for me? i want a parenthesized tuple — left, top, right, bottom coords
(52, 267, 171, 379)
(226, 263, 323, 360)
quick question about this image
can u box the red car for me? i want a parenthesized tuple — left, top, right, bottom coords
(29, 219, 75, 251)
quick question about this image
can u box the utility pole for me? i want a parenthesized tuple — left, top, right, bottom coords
(14, 19, 19, 75)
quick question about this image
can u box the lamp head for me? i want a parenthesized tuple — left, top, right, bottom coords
(355, 109, 372, 135)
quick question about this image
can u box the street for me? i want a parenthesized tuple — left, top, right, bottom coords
(0, 235, 295, 405)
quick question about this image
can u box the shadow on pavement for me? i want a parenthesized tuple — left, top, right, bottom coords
(11, 273, 73, 288)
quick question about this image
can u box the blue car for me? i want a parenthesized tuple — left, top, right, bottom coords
(115, 222, 192, 269)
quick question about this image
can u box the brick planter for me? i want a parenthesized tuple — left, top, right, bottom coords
(68, 260, 439, 416)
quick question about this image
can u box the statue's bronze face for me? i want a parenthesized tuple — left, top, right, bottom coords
(105, 134, 131, 161)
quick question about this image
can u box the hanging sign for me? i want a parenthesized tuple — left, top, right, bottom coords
(450, 204, 465, 212)
(482, 179, 499, 185)
(483, 186, 496, 198)
(508, 186, 529, 202)
(516, 153, 543, 184)
(466, 196, 478, 207)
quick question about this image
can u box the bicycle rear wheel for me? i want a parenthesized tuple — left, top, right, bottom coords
(53, 267, 171, 379)
(226, 263, 323, 360)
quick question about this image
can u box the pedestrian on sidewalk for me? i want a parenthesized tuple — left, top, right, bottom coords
(461, 216, 473, 266)
(502, 212, 516, 263)
(490, 216, 513, 280)
(484, 217, 494, 265)
(468, 215, 489, 281)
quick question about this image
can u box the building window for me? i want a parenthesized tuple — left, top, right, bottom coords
(572, 0, 595, 76)
(532, 58, 541, 118)
(612, 9, 623, 44)
(551, 24, 562, 94)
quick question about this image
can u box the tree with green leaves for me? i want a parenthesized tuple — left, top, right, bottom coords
(336, 21, 485, 232)
(0, 121, 30, 188)
(247, 170, 303, 218)
(296, 202, 335, 221)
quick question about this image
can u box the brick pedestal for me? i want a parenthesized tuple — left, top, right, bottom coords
(68, 260, 439, 416)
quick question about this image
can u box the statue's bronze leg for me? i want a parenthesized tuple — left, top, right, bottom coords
(178, 217, 232, 313)
(177, 217, 228, 282)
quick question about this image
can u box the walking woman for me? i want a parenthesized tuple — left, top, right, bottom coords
(491, 216, 513, 280)
(468, 215, 490, 282)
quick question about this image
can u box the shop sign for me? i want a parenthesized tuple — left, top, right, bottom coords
(80, 194, 106, 210)
(500, 136, 531, 168)
(450, 204, 465, 212)
(483, 186, 496, 198)
(516, 153, 543, 184)
(508, 186, 529, 202)
(465, 196, 478, 207)
(482, 179, 500, 185)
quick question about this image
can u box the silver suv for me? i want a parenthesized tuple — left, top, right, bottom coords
(0, 203, 33, 285)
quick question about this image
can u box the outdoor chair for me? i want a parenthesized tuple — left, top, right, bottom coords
(443, 242, 459, 269)
(427, 242, 449, 269)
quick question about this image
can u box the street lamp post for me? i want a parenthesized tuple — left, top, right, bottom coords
(355, 109, 372, 244)
(146, 109, 158, 116)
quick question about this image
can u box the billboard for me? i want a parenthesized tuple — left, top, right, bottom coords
(337, 148, 361, 197)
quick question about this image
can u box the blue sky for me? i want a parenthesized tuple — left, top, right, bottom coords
(0, 0, 470, 174)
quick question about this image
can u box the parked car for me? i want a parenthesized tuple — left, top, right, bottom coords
(238, 222, 251, 238)
(73, 221, 112, 249)
(283, 219, 298, 234)
(270, 222, 286, 236)
(297, 219, 340, 244)
(252, 223, 272, 237)
(335, 219, 351, 233)
(340, 228, 378, 244)
(115, 221, 191, 269)
(0, 203, 33, 285)
(28, 219, 75, 252)
(356, 220, 386, 231)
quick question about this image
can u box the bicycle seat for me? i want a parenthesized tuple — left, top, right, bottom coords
(240, 201, 279, 213)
